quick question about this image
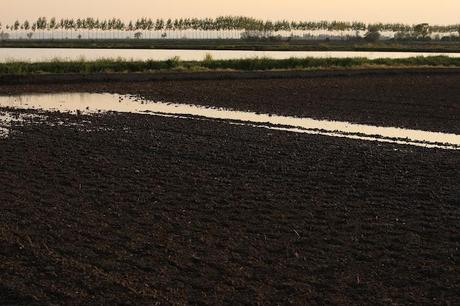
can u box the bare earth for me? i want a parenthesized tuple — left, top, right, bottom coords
(1, 71, 459, 305)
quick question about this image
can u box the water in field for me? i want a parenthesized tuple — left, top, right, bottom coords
(1, 48, 460, 63)
(1, 93, 459, 150)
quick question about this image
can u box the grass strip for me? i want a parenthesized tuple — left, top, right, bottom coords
(1, 56, 459, 74)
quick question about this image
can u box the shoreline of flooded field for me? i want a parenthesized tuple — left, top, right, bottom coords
(1, 92, 459, 150)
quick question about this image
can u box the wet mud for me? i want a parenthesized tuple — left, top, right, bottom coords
(0, 71, 459, 305)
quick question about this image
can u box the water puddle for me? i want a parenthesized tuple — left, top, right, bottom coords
(0, 110, 48, 138)
(2, 48, 460, 63)
(1, 93, 459, 150)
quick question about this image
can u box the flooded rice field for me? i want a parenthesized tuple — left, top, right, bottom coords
(1, 72, 459, 305)
(2, 48, 460, 62)
(1, 93, 459, 150)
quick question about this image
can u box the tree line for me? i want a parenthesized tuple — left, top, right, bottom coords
(1, 16, 459, 34)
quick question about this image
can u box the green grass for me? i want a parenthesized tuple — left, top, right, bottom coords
(1, 56, 460, 74)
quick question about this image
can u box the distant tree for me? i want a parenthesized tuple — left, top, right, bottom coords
(23, 20, 30, 31)
(49, 17, 56, 29)
(13, 20, 20, 31)
(413, 23, 431, 39)
(364, 26, 381, 42)
(127, 21, 134, 31)
(155, 19, 164, 31)
(165, 19, 173, 31)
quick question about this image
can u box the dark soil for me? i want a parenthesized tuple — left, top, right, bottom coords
(1, 72, 459, 305)
(1, 69, 460, 133)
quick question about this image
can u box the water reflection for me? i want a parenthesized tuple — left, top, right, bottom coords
(1, 93, 459, 150)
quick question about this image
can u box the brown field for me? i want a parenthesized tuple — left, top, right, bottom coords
(1, 70, 459, 305)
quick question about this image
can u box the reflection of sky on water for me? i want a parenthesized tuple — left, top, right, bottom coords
(2, 48, 460, 63)
(1, 93, 459, 150)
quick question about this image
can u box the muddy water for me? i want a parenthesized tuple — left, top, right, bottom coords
(1, 93, 459, 150)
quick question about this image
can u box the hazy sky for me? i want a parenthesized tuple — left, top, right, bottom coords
(2, 0, 460, 24)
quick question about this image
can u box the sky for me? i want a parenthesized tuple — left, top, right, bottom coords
(1, 0, 459, 25)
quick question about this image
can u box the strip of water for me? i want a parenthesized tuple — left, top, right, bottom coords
(1, 93, 459, 150)
(1, 48, 460, 63)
